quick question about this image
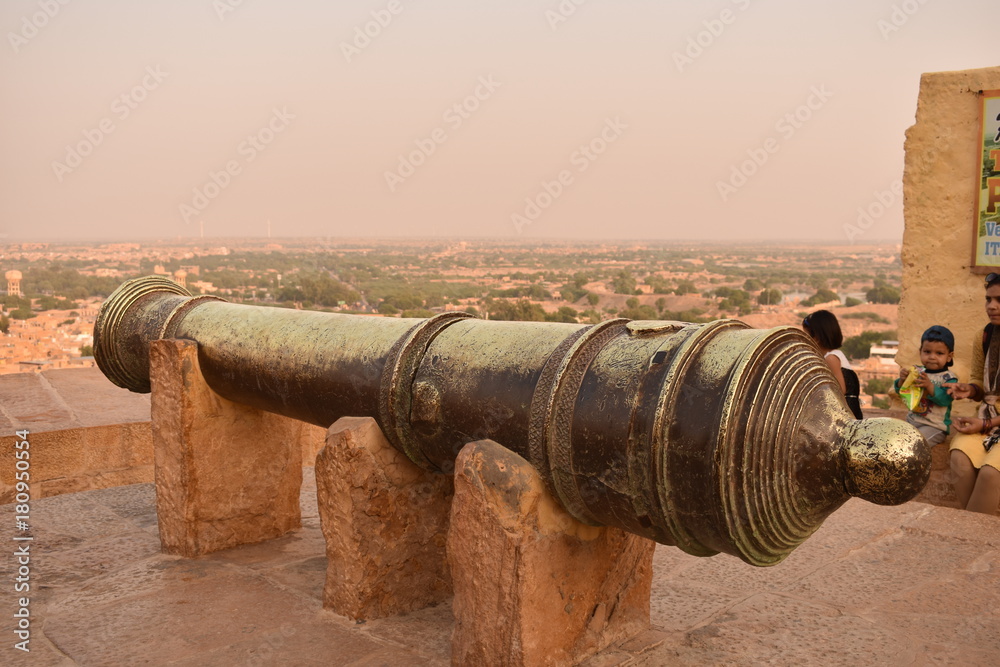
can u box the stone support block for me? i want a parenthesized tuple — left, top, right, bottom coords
(149, 339, 304, 557)
(316, 416, 453, 621)
(449, 439, 655, 667)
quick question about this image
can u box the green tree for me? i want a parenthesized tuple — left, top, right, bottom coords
(546, 306, 579, 323)
(866, 281, 900, 304)
(80, 344, 94, 357)
(586, 292, 600, 306)
(866, 377, 894, 395)
(674, 280, 697, 295)
(0, 314, 9, 334)
(842, 330, 896, 359)
(757, 288, 783, 305)
(645, 275, 672, 294)
(560, 284, 588, 303)
(400, 308, 435, 318)
(743, 278, 764, 291)
(802, 288, 839, 307)
(620, 304, 659, 320)
(612, 270, 637, 295)
(487, 299, 547, 322)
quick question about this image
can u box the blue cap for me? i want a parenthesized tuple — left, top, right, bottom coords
(921, 325, 955, 368)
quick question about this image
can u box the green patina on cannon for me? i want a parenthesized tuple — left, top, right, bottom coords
(94, 275, 930, 566)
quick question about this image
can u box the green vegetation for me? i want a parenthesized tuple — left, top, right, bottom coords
(757, 288, 782, 305)
(866, 377, 894, 395)
(0, 314, 9, 334)
(612, 270, 638, 295)
(3, 242, 902, 337)
(80, 344, 94, 357)
(801, 288, 840, 307)
(866, 280, 900, 304)
(843, 330, 897, 359)
(674, 280, 698, 295)
(843, 312, 890, 324)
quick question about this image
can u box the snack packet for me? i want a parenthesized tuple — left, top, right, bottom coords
(898, 365, 924, 411)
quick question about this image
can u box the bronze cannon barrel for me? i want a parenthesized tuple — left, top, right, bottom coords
(94, 276, 930, 566)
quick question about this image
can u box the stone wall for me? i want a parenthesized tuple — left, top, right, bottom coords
(0, 367, 327, 504)
(899, 66, 1000, 381)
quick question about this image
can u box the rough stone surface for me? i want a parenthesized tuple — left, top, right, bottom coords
(900, 67, 1000, 389)
(315, 416, 453, 621)
(0, 367, 326, 504)
(0, 368, 153, 503)
(150, 338, 306, 557)
(2, 474, 999, 665)
(448, 439, 655, 667)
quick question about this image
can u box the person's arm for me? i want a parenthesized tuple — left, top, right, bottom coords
(949, 334, 986, 400)
(825, 353, 847, 394)
(927, 379, 956, 406)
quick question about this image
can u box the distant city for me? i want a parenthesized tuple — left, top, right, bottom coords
(0, 238, 903, 408)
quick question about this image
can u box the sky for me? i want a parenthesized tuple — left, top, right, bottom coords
(0, 0, 996, 244)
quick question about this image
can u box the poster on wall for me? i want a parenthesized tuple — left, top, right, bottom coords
(973, 89, 1000, 270)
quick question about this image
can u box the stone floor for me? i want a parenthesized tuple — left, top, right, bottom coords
(2, 469, 999, 666)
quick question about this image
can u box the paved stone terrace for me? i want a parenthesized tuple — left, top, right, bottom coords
(2, 469, 998, 666)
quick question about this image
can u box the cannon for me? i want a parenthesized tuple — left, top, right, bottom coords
(94, 276, 930, 566)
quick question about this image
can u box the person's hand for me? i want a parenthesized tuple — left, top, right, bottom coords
(916, 372, 934, 392)
(953, 416, 984, 434)
(898, 366, 909, 383)
(947, 383, 976, 400)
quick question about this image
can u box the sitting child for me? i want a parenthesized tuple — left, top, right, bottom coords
(894, 325, 958, 446)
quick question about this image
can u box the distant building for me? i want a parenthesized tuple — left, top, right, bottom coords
(5, 270, 22, 297)
(855, 340, 900, 382)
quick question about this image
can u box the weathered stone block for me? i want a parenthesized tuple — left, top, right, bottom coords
(150, 339, 304, 557)
(316, 416, 453, 621)
(449, 439, 654, 667)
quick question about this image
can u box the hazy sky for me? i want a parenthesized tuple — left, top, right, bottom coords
(1, 0, 996, 243)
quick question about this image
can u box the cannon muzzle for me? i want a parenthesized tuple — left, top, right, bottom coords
(94, 276, 930, 566)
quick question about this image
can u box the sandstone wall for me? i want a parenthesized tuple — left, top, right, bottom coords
(899, 66, 1000, 381)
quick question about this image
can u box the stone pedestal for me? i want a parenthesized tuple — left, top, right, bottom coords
(449, 439, 655, 667)
(316, 417, 454, 621)
(149, 339, 305, 557)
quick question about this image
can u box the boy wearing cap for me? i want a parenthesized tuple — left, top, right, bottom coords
(894, 325, 959, 446)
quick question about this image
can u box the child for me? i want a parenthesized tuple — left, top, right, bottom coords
(894, 325, 958, 446)
(803, 309, 863, 419)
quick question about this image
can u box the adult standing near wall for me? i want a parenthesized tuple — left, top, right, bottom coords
(947, 273, 1000, 515)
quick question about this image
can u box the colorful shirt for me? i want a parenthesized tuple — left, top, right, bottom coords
(896, 369, 958, 434)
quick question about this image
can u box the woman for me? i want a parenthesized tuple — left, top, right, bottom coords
(948, 273, 1000, 514)
(803, 309, 863, 419)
